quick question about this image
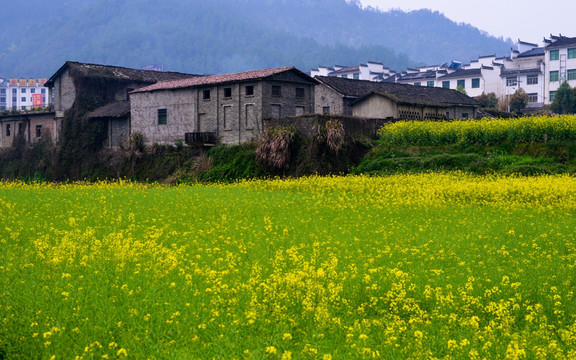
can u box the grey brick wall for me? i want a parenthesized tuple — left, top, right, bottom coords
(131, 75, 316, 146)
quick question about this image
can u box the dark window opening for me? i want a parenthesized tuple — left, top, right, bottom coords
(223, 87, 232, 98)
(245, 85, 254, 96)
(158, 108, 167, 125)
(35, 125, 42, 138)
(6, 124, 11, 137)
(202, 90, 211, 100)
(295, 88, 305, 99)
(272, 85, 281, 97)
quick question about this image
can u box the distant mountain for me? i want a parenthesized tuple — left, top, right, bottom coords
(0, 0, 513, 78)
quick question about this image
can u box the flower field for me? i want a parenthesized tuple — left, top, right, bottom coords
(1, 174, 575, 359)
(377, 115, 576, 146)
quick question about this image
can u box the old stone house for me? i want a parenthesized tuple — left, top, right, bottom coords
(0, 110, 57, 148)
(315, 76, 479, 120)
(129, 67, 318, 146)
(45, 61, 199, 148)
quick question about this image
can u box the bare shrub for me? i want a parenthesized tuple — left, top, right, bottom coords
(315, 118, 345, 154)
(193, 152, 214, 173)
(255, 126, 297, 170)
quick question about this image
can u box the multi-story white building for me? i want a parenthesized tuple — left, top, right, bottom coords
(544, 35, 576, 104)
(395, 60, 502, 98)
(0, 77, 50, 111)
(497, 41, 545, 109)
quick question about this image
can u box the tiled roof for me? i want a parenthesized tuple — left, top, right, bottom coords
(545, 36, 576, 49)
(397, 70, 437, 82)
(87, 100, 131, 119)
(329, 66, 360, 75)
(518, 40, 538, 47)
(316, 76, 478, 107)
(517, 48, 545, 58)
(500, 68, 542, 76)
(438, 68, 482, 79)
(132, 67, 316, 94)
(46, 61, 199, 87)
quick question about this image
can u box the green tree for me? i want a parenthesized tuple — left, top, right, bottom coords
(487, 92, 499, 108)
(551, 81, 576, 114)
(456, 85, 467, 95)
(509, 88, 528, 112)
(475, 92, 498, 108)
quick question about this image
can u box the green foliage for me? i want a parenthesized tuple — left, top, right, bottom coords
(475, 92, 499, 108)
(195, 143, 269, 182)
(509, 88, 529, 112)
(0, 137, 56, 180)
(456, 85, 467, 95)
(551, 81, 576, 114)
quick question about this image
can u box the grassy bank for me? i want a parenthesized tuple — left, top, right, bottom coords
(354, 115, 576, 175)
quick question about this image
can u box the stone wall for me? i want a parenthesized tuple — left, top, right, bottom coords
(130, 88, 197, 145)
(314, 84, 347, 115)
(264, 114, 390, 139)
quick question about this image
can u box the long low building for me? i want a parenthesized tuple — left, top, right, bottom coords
(315, 76, 479, 120)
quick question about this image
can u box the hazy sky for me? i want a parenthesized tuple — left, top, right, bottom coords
(359, 0, 574, 44)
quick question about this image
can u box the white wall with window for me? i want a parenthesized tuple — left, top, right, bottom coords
(544, 36, 576, 104)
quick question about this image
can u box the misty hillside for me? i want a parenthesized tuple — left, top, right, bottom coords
(0, 0, 513, 78)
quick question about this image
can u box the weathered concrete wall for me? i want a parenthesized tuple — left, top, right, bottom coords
(0, 112, 57, 148)
(108, 118, 130, 149)
(352, 96, 397, 119)
(52, 69, 76, 116)
(130, 89, 197, 145)
(447, 106, 477, 120)
(29, 116, 57, 142)
(314, 84, 346, 115)
(261, 76, 315, 120)
(131, 75, 316, 146)
(0, 120, 18, 148)
(216, 82, 265, 145)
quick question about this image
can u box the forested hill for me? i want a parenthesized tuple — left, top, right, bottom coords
(0, 0, 513, 78)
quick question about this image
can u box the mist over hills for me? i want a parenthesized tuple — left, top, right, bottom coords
(0, 0, 513, 78)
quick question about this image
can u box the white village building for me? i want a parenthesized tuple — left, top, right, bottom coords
(311, 61, 397, 82)
(544, 35, 576, 103)
(312, 34, 576, 111)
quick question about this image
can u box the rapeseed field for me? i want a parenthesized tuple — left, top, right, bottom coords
(377, 115, 576, 146)
(1, 174, 575, 359)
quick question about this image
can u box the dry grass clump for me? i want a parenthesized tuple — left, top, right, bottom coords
(255, 126, 298, 170)
(315, 118, 345, 154)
